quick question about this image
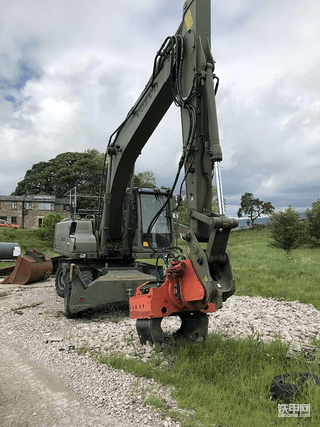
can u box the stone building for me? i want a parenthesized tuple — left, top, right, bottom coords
(0, 195, 70, 229)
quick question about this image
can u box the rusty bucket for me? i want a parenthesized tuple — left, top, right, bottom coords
(1, 249, 53, 285)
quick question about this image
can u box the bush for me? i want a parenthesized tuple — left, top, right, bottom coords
(306, 198, 320, 246)
(269, 206, 305, 251)
(38, 212, 64, 245)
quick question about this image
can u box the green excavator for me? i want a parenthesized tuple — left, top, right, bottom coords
(54, 0, 238, 344)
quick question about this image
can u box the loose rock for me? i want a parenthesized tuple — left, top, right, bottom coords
(1, 278, 320, 426)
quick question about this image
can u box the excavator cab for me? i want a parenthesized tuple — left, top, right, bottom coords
(131, 188, 173, 258)
(54, 186, 174, 261)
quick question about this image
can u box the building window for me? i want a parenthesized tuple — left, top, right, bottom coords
(0, 216, 7, 221)
(11, 217, 17, 224)
(38, 203, 52, 211)
(38, 218, 43, 227)
(11, 202, 18, 210)
(26, 202, 32, 210)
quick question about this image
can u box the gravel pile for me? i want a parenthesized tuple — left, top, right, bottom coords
(1, 277, 320, 426)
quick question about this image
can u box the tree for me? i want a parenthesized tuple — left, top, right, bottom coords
(269, 206, 304, 252)
(133, 170, 156, 188)
(37, 212, 65, 245)
(13, 152, 159, 214)
(13, 150, 104, 199)
(12, 150, 105, 213)
(306, 198, 320, 246)
(237, 192, 274, 227)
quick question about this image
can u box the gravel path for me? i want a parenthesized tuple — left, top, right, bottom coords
(1, 277, 320, 426)
(0, 279, 182, 427)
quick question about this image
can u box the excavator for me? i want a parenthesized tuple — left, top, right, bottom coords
(54, 0, 238, 344)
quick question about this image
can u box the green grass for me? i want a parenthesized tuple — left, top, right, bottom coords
(0, 228, 56, 258)
(99, 333, 320, 427)
(144, 393, 167, 411)
(228, 228, 320, 309)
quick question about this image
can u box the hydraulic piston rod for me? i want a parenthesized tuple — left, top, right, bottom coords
(214, 162, 225, 215)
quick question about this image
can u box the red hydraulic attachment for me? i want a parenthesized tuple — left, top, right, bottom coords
(130, 258, 217, 319)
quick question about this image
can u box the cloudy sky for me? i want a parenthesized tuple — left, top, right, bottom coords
(1, 0, 319, 217)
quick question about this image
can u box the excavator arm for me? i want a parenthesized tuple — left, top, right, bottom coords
(99, 0, 226, 249)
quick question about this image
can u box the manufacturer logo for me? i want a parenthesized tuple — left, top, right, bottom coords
(136, 82, 158, 118)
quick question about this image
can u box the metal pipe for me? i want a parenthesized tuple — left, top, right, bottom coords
(214, 162, 225, 215)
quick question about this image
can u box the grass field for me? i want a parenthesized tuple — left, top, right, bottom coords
(0, 227, 56, 267)
(228, 227, 320, 310)
(0, 227, 55, 255)
(2, 226, 320, 426)
(102, 335, 320, 426)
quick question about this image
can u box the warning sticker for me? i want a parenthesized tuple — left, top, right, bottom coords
(184, 9, 193, 31)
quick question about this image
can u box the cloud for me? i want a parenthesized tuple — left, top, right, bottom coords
(0, 0, 319, 219)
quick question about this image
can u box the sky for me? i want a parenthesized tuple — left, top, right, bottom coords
(1, 0, 319, 218)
